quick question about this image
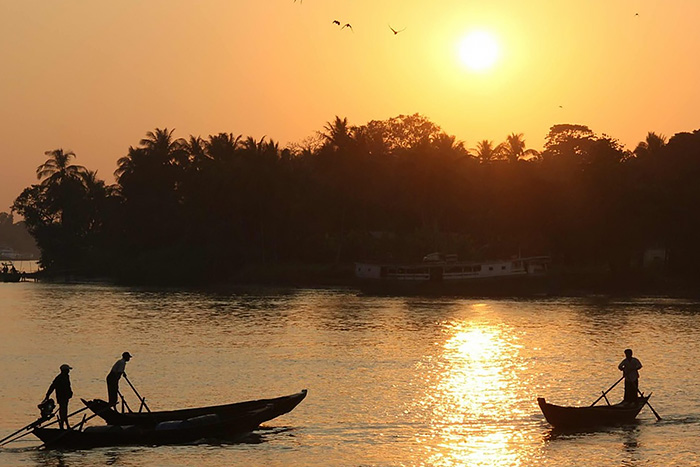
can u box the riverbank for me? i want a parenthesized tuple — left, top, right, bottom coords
(24, 262, 700, 298)
(220, 263, 700, 298)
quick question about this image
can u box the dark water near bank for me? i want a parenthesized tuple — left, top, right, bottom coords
(1, 283, 700, 466)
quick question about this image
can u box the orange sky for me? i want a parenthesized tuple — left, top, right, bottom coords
(1, 0, 699, 211)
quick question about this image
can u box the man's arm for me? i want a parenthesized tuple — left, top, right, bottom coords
(44, 380, 55, 401)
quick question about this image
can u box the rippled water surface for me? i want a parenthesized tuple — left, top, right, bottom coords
(1, 283, 700, 466)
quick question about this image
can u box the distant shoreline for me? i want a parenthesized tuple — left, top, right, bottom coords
(25, 263, 700, 299)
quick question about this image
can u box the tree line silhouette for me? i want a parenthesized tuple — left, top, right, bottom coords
(11, 114, 700, 285)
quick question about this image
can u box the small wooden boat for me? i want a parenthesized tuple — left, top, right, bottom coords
(538, 395, 650, 430)
(33, 390, 307, 449)
(82, 390, 307, 427)
(0, 271, 22, 282)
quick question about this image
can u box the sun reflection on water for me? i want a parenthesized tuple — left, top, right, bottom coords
(418, 314, 528, 466)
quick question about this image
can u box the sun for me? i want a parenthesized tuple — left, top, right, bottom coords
(457, 30, 501, 72)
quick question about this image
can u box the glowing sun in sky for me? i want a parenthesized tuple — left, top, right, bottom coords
(457, 30, 501, 72)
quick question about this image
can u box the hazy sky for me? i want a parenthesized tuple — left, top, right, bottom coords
(1, 0, 699, 211)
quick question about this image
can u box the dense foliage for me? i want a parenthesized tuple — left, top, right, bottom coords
(11, 115, 700, 284)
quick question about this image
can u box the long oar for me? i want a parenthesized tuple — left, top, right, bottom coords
(0, 415, 49, 446)
(0, 406, 90, 447)
(590, 376, 624, 407)
(124, 375, 151, 413)
(0, 417, 49, 446)
(639, 389, 661, 420)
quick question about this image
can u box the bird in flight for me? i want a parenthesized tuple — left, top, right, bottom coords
(332, 20, 340, 25)
(389, 25, 406, 35)
(341, 23, 353, 31)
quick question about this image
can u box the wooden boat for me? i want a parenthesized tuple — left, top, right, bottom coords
(1, 270, 22, 282)
(33, 390, 307, 449)
(82, 390, 307, 427)
(538, 395, 650, 430)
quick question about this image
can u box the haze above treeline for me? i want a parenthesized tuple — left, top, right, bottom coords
(7, 114, 700, 285)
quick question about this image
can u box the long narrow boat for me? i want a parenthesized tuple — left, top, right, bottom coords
(82, 390, 307, 427)
(538, 395, 650, 430)
(33, 391, 307, 449)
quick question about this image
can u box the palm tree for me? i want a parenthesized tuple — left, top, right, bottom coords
(114, 146, 145, 182)
(634, 132, 667, 159)
(36, 149, 87, 185)
(204, 133, 241, 163)
(503, 133, 540, 163)
(139, 128, 187, 166)
(320, 116, 353, 151)
(473, 140, 505, 164)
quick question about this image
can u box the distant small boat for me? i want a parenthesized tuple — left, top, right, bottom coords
(1, 271, 22, 283)
(1, 262, 23, 282)
(538, 395, 650, 430)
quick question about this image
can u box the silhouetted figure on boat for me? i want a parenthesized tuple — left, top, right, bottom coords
(107, 352, 132, 407)
(618, 348, 643, 402)
(44, 364, 73, 429)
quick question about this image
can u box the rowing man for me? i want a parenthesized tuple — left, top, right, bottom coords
(106, 351, 132, 407)
(44, 364, 73, 429)
(618, 348, 643, 403)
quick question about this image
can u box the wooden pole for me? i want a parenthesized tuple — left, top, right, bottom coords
(0, 418, 45, 446)
(590, 376, 624, 407)
(0, 406, 90, 447)
(123, 375, 150, 413)
(639, 389, 661, 420)
(117, 390, 132, 413)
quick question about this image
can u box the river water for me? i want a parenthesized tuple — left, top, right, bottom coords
(1, 283, 699, 466)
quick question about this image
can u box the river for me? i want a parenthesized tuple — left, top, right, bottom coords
(1, 283, 699, 466)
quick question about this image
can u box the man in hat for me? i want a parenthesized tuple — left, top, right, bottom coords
(618, 348, 643, 403)
(106, 352, 132, 407)
(44, 364, 73, 429)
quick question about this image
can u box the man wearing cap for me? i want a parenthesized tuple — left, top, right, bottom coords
(44, 364, 73, 429)
(106, 352, 132, 407)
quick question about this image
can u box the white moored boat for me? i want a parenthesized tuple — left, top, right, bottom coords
(355, 254, 550, 283)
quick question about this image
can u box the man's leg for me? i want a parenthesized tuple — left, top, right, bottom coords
(630, 380, 639, 400)
(107, 375, 119, 406)
(623, 381, 634, 402)
(58, 402, 69, 429)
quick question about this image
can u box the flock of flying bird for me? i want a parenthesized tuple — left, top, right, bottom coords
(293, 0, 406, 35)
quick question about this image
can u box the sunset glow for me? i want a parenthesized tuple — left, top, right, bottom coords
(457, 30, 501, 71)
(421, 318, 527, 466)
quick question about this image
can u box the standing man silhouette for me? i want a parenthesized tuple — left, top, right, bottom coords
(44, 364, 73, 429)
(106, 352, 132, 407)
(618, 348, 643, 403)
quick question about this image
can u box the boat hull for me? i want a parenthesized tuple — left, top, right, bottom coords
(538, 396, 649, 430)
(83, 390, 307, 426)
(35, 391, 307, 449)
